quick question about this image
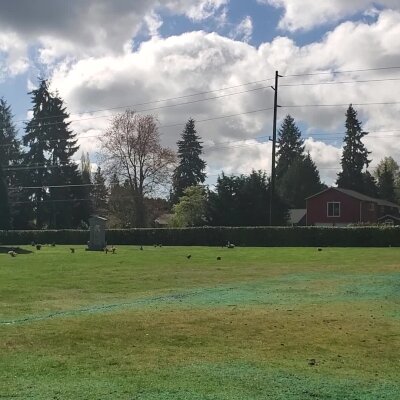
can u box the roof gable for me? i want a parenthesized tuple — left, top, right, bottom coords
(307, 187, 400, 209)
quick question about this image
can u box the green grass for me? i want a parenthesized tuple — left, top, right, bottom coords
(1, 246, 399, 399)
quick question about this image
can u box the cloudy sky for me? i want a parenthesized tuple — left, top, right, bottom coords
(1, 0, 400, 186)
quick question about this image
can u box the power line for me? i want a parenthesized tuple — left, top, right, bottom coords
(9, 183, 99, 190)
(5, 76, 400, 143)
(283, 66, 400, 78)
(18, 99, 274, 131)
(306, 128, 400, 137)
(12, 69, 400, 127)
(2, 134, 271, 171)
(280, 77, 400, 87)
(21, 76, 400, 131)
(14, 78, 275, 125)
(160, 107, 274, 129)
(11, 198, 92, 205)
(0, 107, 274, 150)
(283, 101, 400, 109)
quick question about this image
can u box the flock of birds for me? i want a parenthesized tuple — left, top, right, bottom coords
(6, 242, 326, 258)
(6, 241, 238, 260)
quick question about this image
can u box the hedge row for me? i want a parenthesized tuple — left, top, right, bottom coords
(0, 227, 399, 247)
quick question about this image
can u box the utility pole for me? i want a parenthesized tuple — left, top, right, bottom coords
(269, 70, 281, 226)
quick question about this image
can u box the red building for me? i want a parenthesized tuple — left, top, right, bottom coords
(306, 187, 400, 226)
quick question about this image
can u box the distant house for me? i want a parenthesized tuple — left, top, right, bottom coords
(306, 187, 400, 226)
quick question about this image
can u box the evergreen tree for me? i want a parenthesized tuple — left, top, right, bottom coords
(207, 171, 287, 226)
(92, 166, 108, 216)
(374, 157, 400, 202)
(0, 98, 23, 228)
(0, 98, 21, 172)
(377, 164, 396, 202)
(207, 173, 241, 226)
(337, 105, 371, 193)
(0, 163, 11, 229)
(279, 153, 325, 208)
(362, 171, 379, 198)
(23, 80, 82, 228)
(276, 115, 305, 180)
(171, 119, 206, 203)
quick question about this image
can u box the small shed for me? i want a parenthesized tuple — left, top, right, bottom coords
(88, 216, 107, 251)
(154, 213, 174, 227)
(377, 214, 400, 226)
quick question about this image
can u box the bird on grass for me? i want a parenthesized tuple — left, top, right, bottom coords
(217, 257, 222, 260)
(140, 246, 143, 251)
(318, 248, 323, 252)
(8, 251, 17, 257)
(187, 255, 191, 259)
(36, 244, 42, 250)
(104, 246, 116, 254)
(70, 248, 75, 254)
(226, 241, 235, 249)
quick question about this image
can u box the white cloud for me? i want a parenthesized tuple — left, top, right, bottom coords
(0, 0, 230, 74)
(45, 10, 400, 186)
(230, 16, 253, 43)
(0, 32, 29, 77)
(145, 12, 164, 38)
(168, 0, 229, 21)
(261, 0, 400, 31)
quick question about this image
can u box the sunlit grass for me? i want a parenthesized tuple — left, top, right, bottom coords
(1, 246, 399, 399)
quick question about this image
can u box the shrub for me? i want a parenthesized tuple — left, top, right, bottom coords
(0, 227, 399, 247)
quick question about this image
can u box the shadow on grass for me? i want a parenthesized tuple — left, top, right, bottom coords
(0, 246, 33, 254)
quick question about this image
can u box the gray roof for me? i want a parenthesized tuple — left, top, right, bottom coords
(377, 214, 400, 222)
(89, 215, 108, 221)
(308, 187, 400, 209)
(289, 209, 307, 224)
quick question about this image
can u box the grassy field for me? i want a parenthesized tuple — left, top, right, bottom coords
(0, 246, 399, 399)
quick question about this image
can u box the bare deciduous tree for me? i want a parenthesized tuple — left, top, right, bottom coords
(100, 110, 176, 227)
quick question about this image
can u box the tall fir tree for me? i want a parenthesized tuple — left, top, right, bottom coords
(23, 80, 82, 228)
(276, 115, 305, 181)
(0, 98, 23, 228)
(279, 153, 325, 208)
(336, 105, 371, 194)
(0, 98, 21, 172)
(172, 119, 206, 203)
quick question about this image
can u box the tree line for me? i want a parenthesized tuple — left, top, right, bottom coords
(0, 80, 399, 230)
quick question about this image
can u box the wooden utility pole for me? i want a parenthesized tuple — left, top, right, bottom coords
(269, 71, 281, 226)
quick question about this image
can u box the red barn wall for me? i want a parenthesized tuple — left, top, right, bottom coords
(306, 188, 376, 226)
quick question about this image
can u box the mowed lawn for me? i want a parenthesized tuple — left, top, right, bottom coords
(0, 246, 399, 399)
